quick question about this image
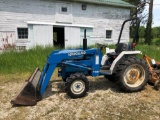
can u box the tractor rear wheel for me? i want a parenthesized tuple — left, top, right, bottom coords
(104, 74, 116, 82)
(65, 73, 89, 98)
(115, 57, 149, 92)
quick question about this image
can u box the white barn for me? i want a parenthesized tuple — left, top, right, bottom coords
(0, 0, 134, 50)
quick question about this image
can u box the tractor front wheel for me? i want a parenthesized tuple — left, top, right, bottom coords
(115, 57, 149, 92)
(65, 73, 89, 98)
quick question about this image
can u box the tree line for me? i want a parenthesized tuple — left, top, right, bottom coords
(138, 26, 160, 39)
(123, 0, 158, 45)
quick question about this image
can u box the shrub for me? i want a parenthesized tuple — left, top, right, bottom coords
(154, 38, 160, 45)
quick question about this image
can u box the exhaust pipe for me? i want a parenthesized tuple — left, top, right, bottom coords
(83, 29, 87, 50)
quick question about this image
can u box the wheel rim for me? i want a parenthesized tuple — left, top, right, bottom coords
(71, 80, 85, 95)
(123, 64, 145, 87)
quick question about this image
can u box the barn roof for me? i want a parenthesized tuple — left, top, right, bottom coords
(69, 0, 135, 8)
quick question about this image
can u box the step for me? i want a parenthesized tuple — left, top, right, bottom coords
(100, 65, 110, 70)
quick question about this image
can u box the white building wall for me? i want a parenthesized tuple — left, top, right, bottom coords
(0, 0, 130, 49)
(0, 0, 56, 31)
(0, 31, 16, 50)
(72, 3, 130, 44)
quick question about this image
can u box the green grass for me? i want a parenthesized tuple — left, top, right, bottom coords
(136, 45, 160, 61)
(0, 45, 160, 74)
(0, 46, 61, 74)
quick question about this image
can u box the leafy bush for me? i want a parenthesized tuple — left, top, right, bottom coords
(154, 38, 160, 45)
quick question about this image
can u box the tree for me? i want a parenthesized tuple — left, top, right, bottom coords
(144, 0, 154, 44)
(152, 27, 160, 38)
(123, 0, 146, 19)
(123, 0, 147, 42)
(139, 26, 146, 38)
(124, 0, 154, 45)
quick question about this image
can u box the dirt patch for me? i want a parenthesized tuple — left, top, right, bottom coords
(0, 76, 160, 120)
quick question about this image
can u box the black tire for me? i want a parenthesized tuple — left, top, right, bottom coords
(115, 57, 149, 92)
(62, 77, 67, 82)
(104, 74, 116, 82)
(62, 78, 66, 82)
(62, 75, 70, 82)
(65, 73, 89, 98)
(154, 80, 160, 91)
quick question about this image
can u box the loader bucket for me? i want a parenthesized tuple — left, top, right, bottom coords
(11, 68, 42, 106)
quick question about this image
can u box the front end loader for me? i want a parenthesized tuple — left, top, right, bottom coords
(11, 46, 103, 106)
(11, 18, 149, 106)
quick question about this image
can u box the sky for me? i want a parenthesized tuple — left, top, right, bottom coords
(144, 0, 160, 27)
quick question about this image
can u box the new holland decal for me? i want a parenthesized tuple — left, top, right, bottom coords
(68, 51, 86, 56)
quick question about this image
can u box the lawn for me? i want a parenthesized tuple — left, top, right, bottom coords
(0, 46, 58, 74)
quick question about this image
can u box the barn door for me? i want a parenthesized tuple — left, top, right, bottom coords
(33, 25, 53, 46)
(80, 28, 93, 46)
(65, 27, 80, 48)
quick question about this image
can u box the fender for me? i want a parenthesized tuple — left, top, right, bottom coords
(110, 51, 142, 74)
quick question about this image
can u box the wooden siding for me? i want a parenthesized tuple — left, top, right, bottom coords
(80, 28, 93, 46)
(0, 31, 16, 50)
(0, 0, 130, 49)
(65, 27, 80, 47)
(72, 3, 130, 44)
(33, 25, 53, 47)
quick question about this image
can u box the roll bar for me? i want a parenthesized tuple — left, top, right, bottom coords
(117, 17, 140, 45)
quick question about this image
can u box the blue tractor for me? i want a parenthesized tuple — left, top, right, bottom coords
(11, 18, 149, 106)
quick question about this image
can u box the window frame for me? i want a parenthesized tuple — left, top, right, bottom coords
(17, 28, 28, 40)
(106, 30, 112, 39)
(60, 5, 68, 13)
(82, 4, 87, 10)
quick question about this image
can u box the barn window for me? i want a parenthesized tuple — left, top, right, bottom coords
(61, 6, 68, 12)
(82, 4, 87, 10)
(17, 28, 28, 39)
(106, 30, 112, 39)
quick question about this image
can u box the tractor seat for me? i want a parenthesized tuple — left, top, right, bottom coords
(107, 43, 132, 57)
(107, 52, 118, 57)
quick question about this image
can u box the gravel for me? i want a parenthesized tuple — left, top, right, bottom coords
(0, 76, 160, 120)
